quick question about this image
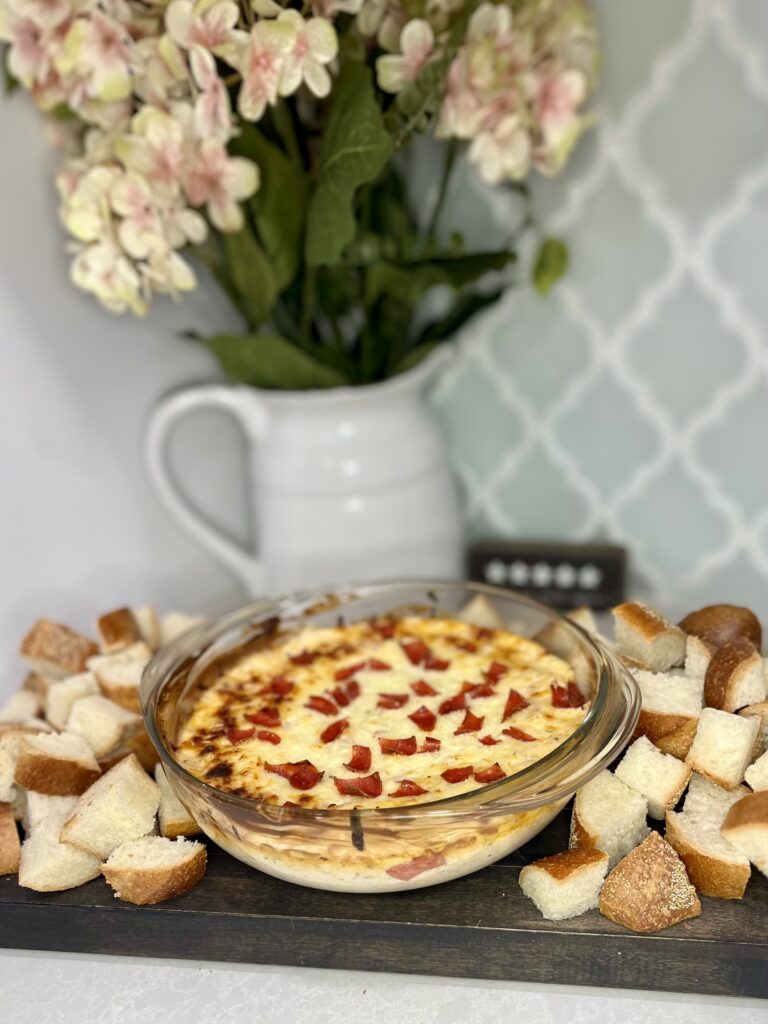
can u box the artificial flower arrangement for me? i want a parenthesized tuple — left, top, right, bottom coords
(1, 0, 598, 387)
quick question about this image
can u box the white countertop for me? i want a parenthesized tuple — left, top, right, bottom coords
(1, 951, 765, 1024)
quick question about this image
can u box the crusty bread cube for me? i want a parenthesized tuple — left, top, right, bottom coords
(0, 724, 52, 802)
(679, 604, 762, 650)
(745, 750, 768, 792)
(101, 835, 206, 905)
(613, 602, 686, 673)
(704, 638, 765, 713)
(686, 708, 760, 790)
(93, 658, 145, 713)
(599, 831, 701, 933)
(132, 607, 160, 651)
(95, 607, 142, 654)
(19, 793, 101, 891)
(519, 846, 609, 921)
(665, 774, 751, 899)
(60, 754, 160, 859)
(15, 732, 101, 797)
(65, 695, 140, 759)
(0, 690, 42, 723)
(720, 790, 768, 878)
(633, 670, 704, 759)
(685, 634, 715, 679)
(154, 765, 200, 838)
(45, 673, 99, 731)
(22, 673, 54, 702)
(614, 736, 691, 819)
(19, 620, 98, 679)
(570, 770, 649, 867)
(159, 614, 203, 646)
(739, 702, 768, 756)
(0, 802, 21, 875)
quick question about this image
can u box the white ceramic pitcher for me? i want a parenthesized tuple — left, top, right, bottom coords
(143, 347, 463, 595)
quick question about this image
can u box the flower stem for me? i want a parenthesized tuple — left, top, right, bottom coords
(272, 100, 303, 168)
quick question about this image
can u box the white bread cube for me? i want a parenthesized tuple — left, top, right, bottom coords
(101, 835, 206, 905)
(19, 620, 98, 679)
(458, 595, 506, 630)
(133, 607, 160, 651)
(633, 670, 704, 759)
(15, 732, 101, 797)
(19, 793, 101, 891)
(22, 672, 54, 701)
(0, 724, 51, 802)
(739, 702, 768, 755)
(159, 613, 203, 646)
(519, 846, 609, 920)
(704, 638, 765, 713)
(613, 602, 686, 672)
(0, 802, 21, 875)
(86, 643, 151, 675)
(93, 659, 145, 714)
(686, 708, 760, 790)
(45, 673, 99, 731)
(60, 754, 160, 859)
(665, 774, 751, 899)
(0, 690, 42, 723)
(614, 736, 691, 819)
(95, 607, 142, 653)
(154, 765, 200, 839)
(66, 695, 140, 759)
(570, 770, 649, 867)
(685, 634, 715, 679)
(745, 750, 768, 792)
(720, 790, 768, 878)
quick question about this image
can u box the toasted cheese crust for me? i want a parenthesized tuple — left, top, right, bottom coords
(176, 616, 588, 810)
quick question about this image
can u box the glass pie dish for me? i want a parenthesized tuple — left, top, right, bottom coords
(141, 581, 640, 893)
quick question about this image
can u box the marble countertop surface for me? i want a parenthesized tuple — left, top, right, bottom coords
(1, 951, 765, 1024)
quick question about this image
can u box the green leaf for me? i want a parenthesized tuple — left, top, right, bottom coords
(416, 288, 504, 345)
(390, 340, 441, 377)
(305, 60, 394, 267)
(220, 224, 278, 329)
(231, 124, 307, 291)
(365, 250, 516, 307)
(533, 237, 569, 296)
(198, 333, 349, 390)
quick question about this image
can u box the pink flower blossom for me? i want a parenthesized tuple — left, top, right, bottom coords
(183, 137, 259, 232)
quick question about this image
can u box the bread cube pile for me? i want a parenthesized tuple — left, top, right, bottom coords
(520, 600, 768, 932)
(0, 608, 206, 905)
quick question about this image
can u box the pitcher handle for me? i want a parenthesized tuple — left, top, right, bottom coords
(143, 384, 267, 592)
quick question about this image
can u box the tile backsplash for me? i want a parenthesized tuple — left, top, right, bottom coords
(432, 0, 768, 620)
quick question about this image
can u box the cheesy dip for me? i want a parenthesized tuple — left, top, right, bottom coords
(176, 615, 588, 810)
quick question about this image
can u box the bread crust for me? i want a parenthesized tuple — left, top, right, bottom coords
(633, 711, 698, 759)
(614, 603, 681, 643)
(15, 745, 101, 797)
(0, 803, 21, 875)
(569, 808, 595, 849)
(101, 844, 206, 904)
(721, 790, 768, 833)
(96, 608, 142, 653)
(704, 638, 762, 712)
(665, 812, 750, 899)
(19, 620, 98, 678)
(679, 604, 762, 650)
(524, 846, 607, 881)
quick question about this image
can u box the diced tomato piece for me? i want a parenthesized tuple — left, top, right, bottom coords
(372, 619, 395, 639)
(478, 735, 500, 746)
(346, 680, 361, 700)
(377, 693, 409, 709)
(411, 680, 437, 697)
(270, 676, 293, 696)
(454, 709, 484, 735)
(245, 708, 281, 728)
(256, 730, 281, 745)
(265, 760, 323, 790)
(502, 689, 530, 720)
(401, 639, 430, 665)
(438, 692, 466, 715)
(320, 718, 349, 744)
(379, 736, 418, 756)
(502, 726, 536, 742)
(391, 780, 428, 798)
(386, 851, 446, 881)
(474, 763, 505, 784)
(367, 658, 391, 671)
(344, 745, 371, 772)
(484, 662, 508, 683)
(419, 737, 441, 752)
(290, 651, 317, 666)
(331, 686, 350, 707)
(441, 766, 474, 784)
(305, 695, 338, 716)
(226, 727, 255, 743)
(408, 706, 437, 732)
(333, 772, 383, 798)
(424, 654, 450, 671)
(551, 681, 586, 707)
(453, 639, 478, 653)
(463, 681, 495, 699)
(335, 661, 365, 681)
(282, 800, 300, 808)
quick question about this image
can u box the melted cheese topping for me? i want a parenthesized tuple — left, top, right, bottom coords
(175, 616, 587, 809)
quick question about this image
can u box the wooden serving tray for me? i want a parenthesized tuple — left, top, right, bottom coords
(1, 810, 765, 998)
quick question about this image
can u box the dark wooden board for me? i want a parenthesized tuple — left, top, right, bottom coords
(1, 811, 766, 998)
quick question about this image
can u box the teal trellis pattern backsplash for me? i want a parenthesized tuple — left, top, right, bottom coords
(431, 0, 768, 620)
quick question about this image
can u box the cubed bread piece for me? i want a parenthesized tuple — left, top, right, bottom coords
(132, 607, 160, 651)
(633, 670, 704, 759)
(60, 754, 160, 859)
(519, 847, 609, 921)
(95, 607, 142, 653)
(665, 774, 751, 899)
(0, 803, 21, 875)
(159, 613, 203, 646)
(599, 831, 701, 933)
(704, 638, 765, 713)
(745, 750, 768, 792)
(457, 596, 506, 630)
(45, 673, 99, 731)
(720, 791, 768, 878)
(86, 643, 151, 675)
(739, 702, 768, 755)
(612, 602, 686, 672)
(685, 634, 715, 679)
(65, 695, 140, 759)
(570, 770, 649, 867)
(19, 620, 98, 679)
(101, 835, 206, 905)
(614, 736, 691, 819)
(19, 793, 101, 891)
(22, 673, 53, 701)
(0, 690, 42, 723)
(100, 725, 159, 774)
(94, 658, 145, 713)
(679, 604, 762, 650)
(154, 765, 199, 838)
(686, 708, 760, 790)
(0, 724, 51, 802)
(15, 732, 101, 796)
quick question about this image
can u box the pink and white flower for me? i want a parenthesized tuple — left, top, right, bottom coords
(165, 0, 242, 64)
(277, 9, 337, 100)
(469, 115, 531, 184)
(71, 239, 148, 314)
(237, 17, 295, 122)
(376, 18, 433, 94)
(189, 44, 233, 141)
(183, 137, 259, 232)
(57, 10, 133, 102)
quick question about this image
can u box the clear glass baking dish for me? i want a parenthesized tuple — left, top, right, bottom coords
(141, 581, 640, 893)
